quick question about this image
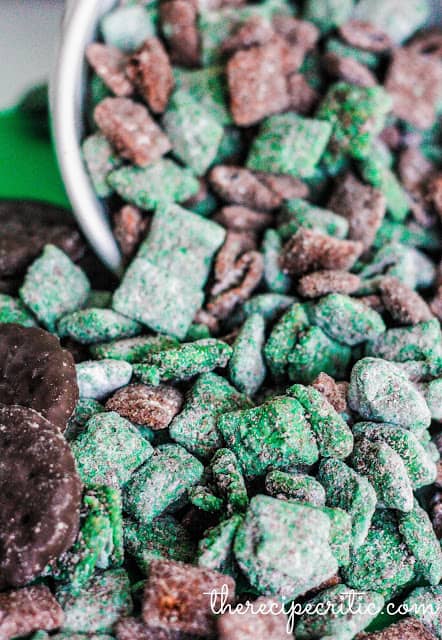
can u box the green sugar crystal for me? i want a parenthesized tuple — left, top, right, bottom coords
(218, 396, 319, 478)
(76, 359, 133, 400)
(348, 357, 431, 432)
(247, 113, 332, 178)
(311, 293, 386, 346)
(100, 5, 157, 52)
(124, 515, 195, 573)
(234, 495, 338, 601)
(303, 0, 354, 32)
(210, 448, 249, 515)
(229, 314, 266, 397)
(107, 159, 199, 210)
(56, 569, 132, 633)
(133, 339, 232, 385)
(174, 66, 232, 126)
(91, 334, 179, 362)
(265, 471, 326, 507)
(264, 303, 310, 380)
(288, 384, 353, 459)
(71, 411, 153, 488)
(405, 586, 442, 638)
(318, 458, 377, 549)
(288, 326, 352, 384)
(295, 584, 384, 640)
(169, 372, 252, 460)
(366, 319, 442, 363)
(163, 90, 223, 176)
(278, 198, 349, 241)
(350, 436, 414, 512)
(20, 245, 90, 332)
(82, 134, 121, 198)
(0, 293, 37, 327)
(124, 444, 204, 525)
(262, 229, 291, 294)
(198, 515, 243, 575)
(398, 500, 442, 586)
(342, 509, 415, 600)
(352, 0, 429, 43)
(58, 308, 142, 344)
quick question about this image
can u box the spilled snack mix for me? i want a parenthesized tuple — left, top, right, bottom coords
(1, 0, 442, 639)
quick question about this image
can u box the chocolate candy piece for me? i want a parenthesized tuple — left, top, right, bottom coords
(0, 585, 64, 640)
(0, 405, 82, 589)
(0, 199, 85, 278)
(0, 323, 78, 430)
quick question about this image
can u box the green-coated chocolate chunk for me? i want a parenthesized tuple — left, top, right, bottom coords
(262, 229, 291, 294)
(107, 159, 199, 210)
(211, 448, 249, 515)
(366, 320, 442, 363)
(405, 586, 442, 638)
(218, 396, 319, 478)
(358, 242, 436, 290)
(71, 411, 153, 488)
(124, 515, 196, 573)
(91, 335, 179, 362)
(163, 90, 223, 176)
(100, 4, 157, 51)
(288, 326, 352, 384)
(318, 458, 377, 549)
(348, 357, 431, 431)
(247, 113, 332, 178)
(373, 219, 439, 250)
(311, 294, 385, 347)
(421, 378, 442, 421)
(264, 303, 310, 379)
(229, 314, 266, 397)
(58, 308, 142, 344)
(234, 495, 338, 601)
(174, 66, 232, 125)
(352, 0, 429, 43)
(20, 245, 90, 332)
(278, 198, 349, 241)
(303, 0, 354, 31)
(295, 584, 384, 640)
(189, 485, 224, 513)
(124, 444, 204, 525)
(133, 339, 232, 385)
(76, 359, 133, 400)
(169, 372, 252, 460)
(288, 384, 353, 459)
(82, 133, 121, 198)
(0, 294, 37, 327)
(360, 154, 411, 222)
(265, 471, 326, 507)
(198, 515, 243, 575)
(318, 506, 352, 567)
(56, 569, 132, 633)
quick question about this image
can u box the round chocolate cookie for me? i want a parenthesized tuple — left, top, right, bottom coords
(0, 323, 79, 430)
(0, 405, 82, 589)
(0, 199, 85, 277)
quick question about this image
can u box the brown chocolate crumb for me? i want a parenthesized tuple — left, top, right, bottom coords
(221, 16, 275, 55)
(210, 166, 281, 211)
(86, 43, 133, 97)
(213, 206, 273, 233)
(160, 0, 200, 67)
(356, 617, 437, 639)
(217, 597, 291, 640)
(113, 205, 150, 259)
(328, 172, 386, 252)
(0, 585, 64, 640)
(94, 97, 171, 167)
(286, 73, 320, 114)
(297, 270, 361, 298)
(126, 38, 174, 114)
(338, 20, 393, 52)
(311, 373, 349, 414)
(280, 228, 363, 277)
(253, 172, 309, 200)
(322, 52, 377, 87)
(106, 383, 183, 429)
(379, 276, 433, 325)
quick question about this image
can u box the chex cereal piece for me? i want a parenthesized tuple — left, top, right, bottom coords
(366, 319, 442, 363)
(20, 245, 90, 332)
(265, 470, 326, 507)
(311, 372, 349, 413)
(0, 293, 36, 326)
(214, 205, 273, 232)
(278, 198, 349, 240)
(100, 4, 158, 52)
(352, 0, 429, 43)
(0, 585, 64, 640)
(297, 270, 361, 298)
(86, 43, 133, 97)
(286, 72, 319, 114)
(76, 359, 133, 400)
(58, 308, 142, 344)
(229, 313, 266, 396)
(91, 334, 179, 362)
(211, 447, 249, 514)
(358, 617, 438, 640)
(126, 38, 174, 113)
(116, 616, 185, 640)
(338, 20, 393, 52)
(398, 500, 442, 585)
(264, 302, 310, 379)
(174, 66, 232, 125)
(160, 0, 200, 67)
(142, 559, 235, 637)
(262, 229, 291, 294)
(210, 166, 281, 211)
(302, 0, 353, 32)
(113, 204, 149, 259)
(82, 133, 122, 198)
(322, 51, 377, 88)
(222, 16, 275, 54)
(247, 113, 332, 177)
(217, 596, 291, 640)
(379, 276, 433, 325)
(254, 171, 309, 200)
(94, 97, 171, 167)
(197, 514, 242, 574)
(106, 383, 183, 429)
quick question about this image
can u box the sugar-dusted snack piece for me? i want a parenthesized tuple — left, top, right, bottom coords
(342, 509, 414, 600)
(242, 293, 294, 323)
(106, 383, 183, 429)
(218, 396, 319, 478)
(124, 515, 196, 573)
(325, 36, 380, 68)
(124, 444, 204, 524)
(0, 585, 64, 640)
(298, 270, 360, 298)
(317, 82, 392, 162)
(71, 411, 152, 488)
(58, 308, 142, 344)
(163, 90, 223, 175)
(338, 19, 393, 52)
(211, 448, 249, 515)
(366, 319, 442, 363)
(352, 0, 429, 43)
(76, 359, 133, 400)
(160, 0, 200, 67)
(108, 159, 199, 210)
(189, 485, 224, 513)
(113, 205, 149, 259)
(421, 379, 442, 422)
(379, 276, 433, 325)
(359, 155, 410, 224)
(174, 66, 232, 125)
(82, 133, 122, 198)
(86, 43, 133, 97)
(222, 15, 275, 54)
(405, 586, 442, 639)
(126, 38, 174, 114)
(311, 372, 348, 413)
(92, 335, 179, 363)
(142, 559, 235, 637)
(322, 50, 377, 88)
(247, 113, 332, 177)
(229, 314, 266, 396)
(295, 584, 383, 640)
(20, 245, 90, 332)
(217, 596, 291, 640)
(100, 4, 158, 52)
(288, 384, 353, 458)
(198, 515, 243, 574)
(265, 470, 326, 507)
(262, 229, 291, 294)
(57, 568, 132, 634)
(302, 0, 354, 32)
(318, 458, 377, 549)
(234, 495, 338, 601)
(133, 339, 232, 385)
(278, 198, 349, 240)
(359, 618, 438, 640)
(288, 325, 352, 384)
(170, 372, 252, 459)
(210, 166, 280, 211)
(65, 398, 104, 441)
(0, 293, 36, 326)
(348, 357, 432, 432)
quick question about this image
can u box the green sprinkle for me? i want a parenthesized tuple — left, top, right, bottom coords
(58, 308, 142, 344)
(229, 314, 266, 396)
(76, 359, 133, 400)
